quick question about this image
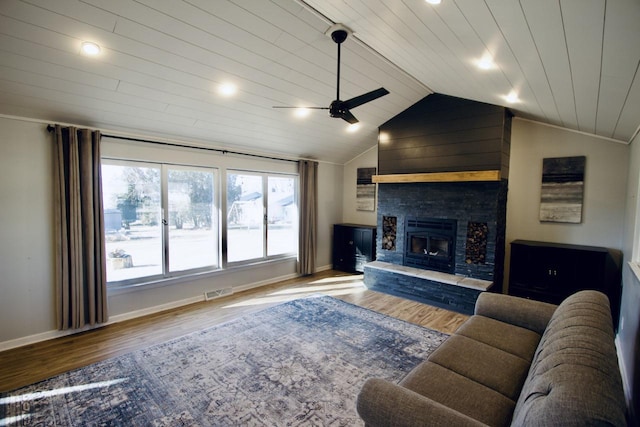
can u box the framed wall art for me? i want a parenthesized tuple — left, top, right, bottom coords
(356, 167, 376, 211)
(539, 156, 585, 223)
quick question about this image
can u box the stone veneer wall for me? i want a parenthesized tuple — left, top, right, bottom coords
(376, 181, 508, 292)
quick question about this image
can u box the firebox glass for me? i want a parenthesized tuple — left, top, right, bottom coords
(428, 237, 449, 258)
(410, 236, 427, 254)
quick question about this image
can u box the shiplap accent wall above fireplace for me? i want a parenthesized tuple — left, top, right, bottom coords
(376, 93, 512, 181)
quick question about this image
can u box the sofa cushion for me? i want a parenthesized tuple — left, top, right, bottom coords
(456, 315, 542, 362)
(427, 334, 531, 400)
(511, 290, 626, 426)
(475, 292, 557, 335)
(400, 361, 516, 427)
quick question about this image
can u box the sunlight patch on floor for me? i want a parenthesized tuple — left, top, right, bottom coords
(223, 281, 366, 308)
(0, 378, 128, 405)
(308, 274, 364, 284)
(0, 414, 30, 426)
(270, 281, 366, 296)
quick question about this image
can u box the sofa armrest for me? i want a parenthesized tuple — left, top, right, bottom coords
(474, 292, 557, 334)
(356, 378, 487, 427)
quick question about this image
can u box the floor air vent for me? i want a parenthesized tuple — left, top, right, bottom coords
(205, 288, 234, 301)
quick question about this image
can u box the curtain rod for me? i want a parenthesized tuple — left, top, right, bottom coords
(46, 125, 299, 164)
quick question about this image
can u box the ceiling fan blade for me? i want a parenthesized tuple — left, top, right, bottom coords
(340, 110, 359, 124)
(274, 26, 386, 125)
(342, 88, 389, 110)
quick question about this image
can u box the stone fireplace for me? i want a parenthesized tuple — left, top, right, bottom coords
(362, 93, 512, 314)
(375, 180, 508, 288)
(363, 181, 507, 314)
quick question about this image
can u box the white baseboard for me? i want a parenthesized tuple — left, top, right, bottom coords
(0, 328, 87, 353)
(315, 263, 333, 272)
(615, 335, 636, 425)
(108, 295, 205, 324)
(0, 295, 206, 352)
(0, 271, 306, 352)
(230, 272, 300, 293)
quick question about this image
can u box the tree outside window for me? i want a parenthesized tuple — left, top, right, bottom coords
(102, 161, 218, 285)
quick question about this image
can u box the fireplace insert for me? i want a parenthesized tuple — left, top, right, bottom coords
(404, 217, 457, 273)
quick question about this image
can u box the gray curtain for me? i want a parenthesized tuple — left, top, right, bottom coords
(53, 125, 108, 330)
(298, 160, 318, 276)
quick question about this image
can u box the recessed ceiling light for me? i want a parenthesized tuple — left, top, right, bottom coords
(81, 41, 101, 56)
(217, 82, 237, 97)
(426, 0, 441, 4)
(504, 90, 520, 104)
(476, 52, 495, 70)
(294, 107, 311, 118)
(347, 123, 361, 133)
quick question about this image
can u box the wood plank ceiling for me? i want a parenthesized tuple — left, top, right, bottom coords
(0, 0, 638, 164)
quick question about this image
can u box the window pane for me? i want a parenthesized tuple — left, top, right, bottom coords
(267, 176, 297, 256)
(227, 173, 264, 262)
(168, 168, 218, 272)
(102, 163, 162, 283)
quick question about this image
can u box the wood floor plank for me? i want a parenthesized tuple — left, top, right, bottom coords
(0, 270, 468, 392)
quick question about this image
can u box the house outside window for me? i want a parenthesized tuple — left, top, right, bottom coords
(226, 171, 297, 264)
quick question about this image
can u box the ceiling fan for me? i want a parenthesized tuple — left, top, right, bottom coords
(273, 24, 389, 124)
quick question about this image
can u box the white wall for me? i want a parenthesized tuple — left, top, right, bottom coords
(0, 118, 56, 344)
(317, 162, 345, 268)
(505, 119, 629, 289)
(0, 116, 340, 348)
(342, 145, 378, 225)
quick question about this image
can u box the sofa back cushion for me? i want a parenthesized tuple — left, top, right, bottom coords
(511, 290, 626, 426)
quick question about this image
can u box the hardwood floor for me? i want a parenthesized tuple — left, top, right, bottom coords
(0, 270, 468, 393)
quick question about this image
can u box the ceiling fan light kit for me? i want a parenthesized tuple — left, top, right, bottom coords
(274, 23, 389, 124)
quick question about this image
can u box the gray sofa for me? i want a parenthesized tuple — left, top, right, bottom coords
(357, 290, 627, 426)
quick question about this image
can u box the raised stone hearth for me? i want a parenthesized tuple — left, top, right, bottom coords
(364, 261, 492, 314)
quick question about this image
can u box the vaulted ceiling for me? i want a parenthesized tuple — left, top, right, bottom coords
(1, 0, 638, 164)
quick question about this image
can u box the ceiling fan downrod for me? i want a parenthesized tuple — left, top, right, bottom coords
(331, 29, 348, 103)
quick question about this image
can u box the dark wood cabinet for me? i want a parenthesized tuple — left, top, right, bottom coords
(333, 224, 376, 273)
(508, 240, 621, 328)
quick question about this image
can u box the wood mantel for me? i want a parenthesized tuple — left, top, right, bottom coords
(372, 170, 501, 183)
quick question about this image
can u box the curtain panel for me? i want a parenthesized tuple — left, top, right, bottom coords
(53, 125, 108, 330)
(298, 160, 318, 276)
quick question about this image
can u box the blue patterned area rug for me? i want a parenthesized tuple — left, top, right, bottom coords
(0, 296, 448, 426)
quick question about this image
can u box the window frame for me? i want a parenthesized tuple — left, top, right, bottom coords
(164, 163, 220, 276)
(224, 169, 299, 267)
(102, 158, 221, 288)
(100, 144, 299, 290)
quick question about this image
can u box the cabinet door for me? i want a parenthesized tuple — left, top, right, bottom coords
(509, 243, 574, 303)
(353, 228, 374, 272)
(509, 243, 533, 287)
(354, 228, 371, 257)
(528, 247, 574, 292)
(571, 250, 607, 293)
(333, 225, 356, 271)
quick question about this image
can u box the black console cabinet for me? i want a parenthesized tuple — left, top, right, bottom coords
(508, 240, 621, 328)
(333, 224, 376, 273)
